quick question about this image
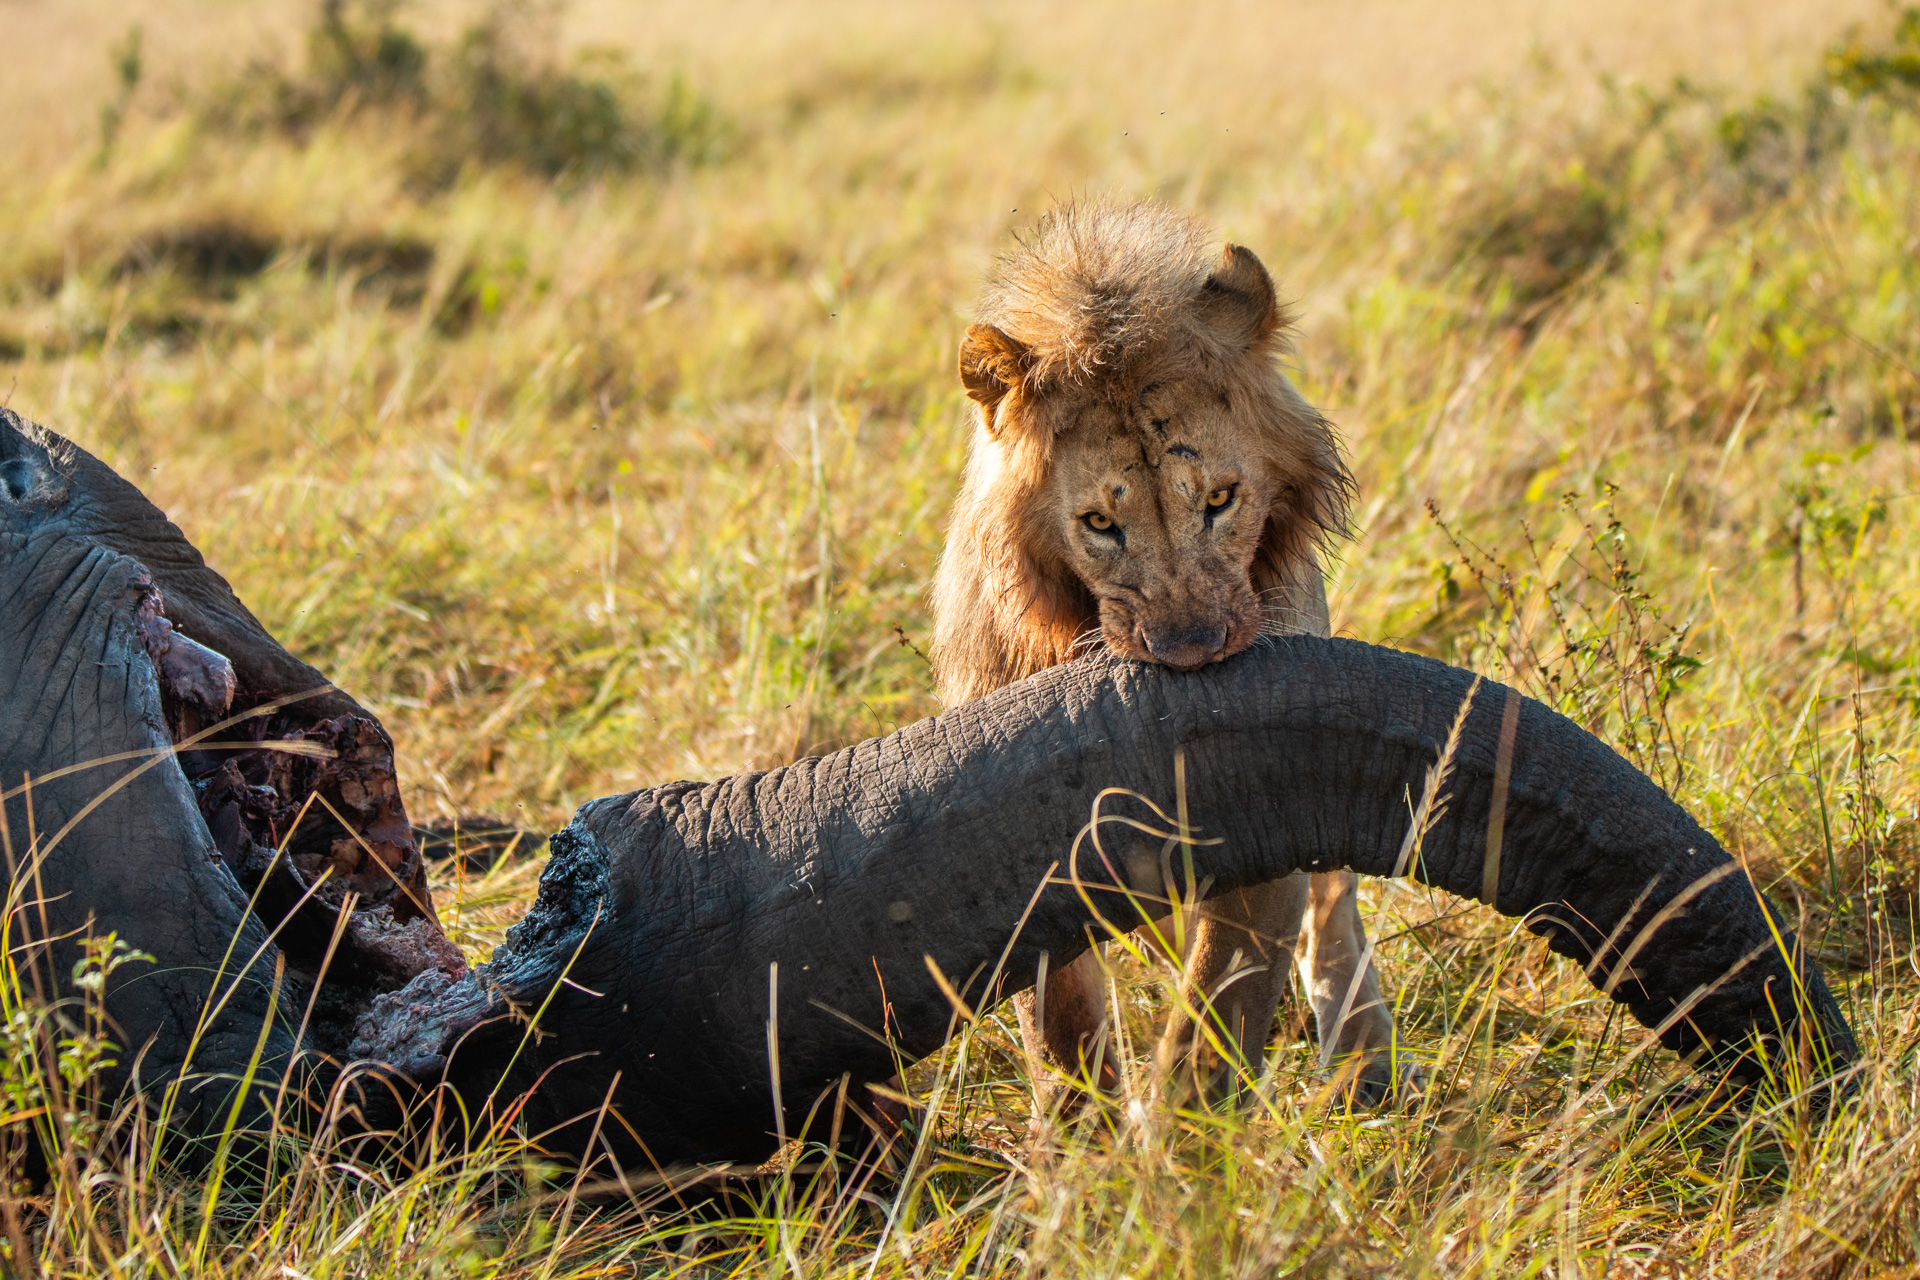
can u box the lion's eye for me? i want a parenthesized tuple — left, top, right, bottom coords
(1207, 486, 1235, 510)
(1084, 512, 1115, 531)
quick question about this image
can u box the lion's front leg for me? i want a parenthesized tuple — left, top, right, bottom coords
(1015, 947, 1119, 1121)
(1151, 877, 1304, 1109)
(1152, 872, 1417, 1109)
(1299, 868, 1416, 1103)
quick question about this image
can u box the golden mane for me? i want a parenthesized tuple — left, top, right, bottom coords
(973, 201, 1220, 391)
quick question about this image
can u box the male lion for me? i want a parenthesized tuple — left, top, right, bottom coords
(932, 199, 1406, 1108)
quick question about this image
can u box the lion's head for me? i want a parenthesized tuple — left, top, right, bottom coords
(931, 200, 1352, 704)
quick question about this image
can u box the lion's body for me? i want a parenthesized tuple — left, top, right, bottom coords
(932, 200, 1404, 1105)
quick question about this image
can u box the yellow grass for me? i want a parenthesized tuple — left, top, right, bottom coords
(2, 0, 1919, 1274)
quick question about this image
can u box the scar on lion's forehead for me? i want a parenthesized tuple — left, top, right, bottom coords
(1166, 444, 1199, 459)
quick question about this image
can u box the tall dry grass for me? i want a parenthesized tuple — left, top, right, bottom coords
(2, 0, 1919, 1274)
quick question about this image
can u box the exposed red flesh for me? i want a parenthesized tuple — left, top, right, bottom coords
(136, 582, 466, 1049)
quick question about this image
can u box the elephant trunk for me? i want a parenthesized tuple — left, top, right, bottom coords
(426, 639, 1854, 1167)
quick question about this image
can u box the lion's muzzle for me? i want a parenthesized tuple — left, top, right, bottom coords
(1139, 622, 1229, 671)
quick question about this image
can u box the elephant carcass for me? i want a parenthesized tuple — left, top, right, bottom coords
(0, 409, 459, 1127)
(0, 409, 1857, 1170)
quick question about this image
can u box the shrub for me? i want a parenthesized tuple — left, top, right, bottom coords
(205, 0, 728, 185)
(1711, 6, 1920, 189)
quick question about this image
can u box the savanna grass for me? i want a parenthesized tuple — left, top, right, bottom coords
(2, 0, 1920, 1274)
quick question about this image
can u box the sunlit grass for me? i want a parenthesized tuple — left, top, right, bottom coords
(3, 0, 1920, 1273)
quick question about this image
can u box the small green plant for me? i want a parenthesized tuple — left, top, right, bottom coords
(306, 0, 428, 105)
(1427, 487, 1702, 794)
(1827, 7, 1920, 98)
(92, 24, 143, 170)
(0, 924, 153, 1272)
(1775, 445, 1888, 623)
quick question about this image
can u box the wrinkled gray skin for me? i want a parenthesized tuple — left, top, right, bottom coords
(0, 410, 444, 1134)
(432, 643, 1857, 1165)
(1, 516, 280, 1120)
(0, 411, 1857, 1171)
(0, 422, 295, 1127)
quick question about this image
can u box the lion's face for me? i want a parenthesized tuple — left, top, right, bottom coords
(1041, 385, 1272, 670)
(931, 212, 1351, 705)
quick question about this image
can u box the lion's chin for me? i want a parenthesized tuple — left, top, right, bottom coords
(1098, 633, 1153, 667)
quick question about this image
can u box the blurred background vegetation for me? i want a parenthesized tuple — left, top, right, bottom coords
(4, 0, 1920, 1274)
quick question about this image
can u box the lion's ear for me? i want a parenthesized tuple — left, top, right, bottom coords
(1199, 244, 1280, 349)
(959, 323, 1033, 422)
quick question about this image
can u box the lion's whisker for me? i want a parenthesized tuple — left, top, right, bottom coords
(1258, 605, 1316, 639)
(1067, 625, 1107, 657)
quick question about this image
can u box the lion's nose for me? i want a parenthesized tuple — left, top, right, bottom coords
(1141, 623, 1228, 671)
